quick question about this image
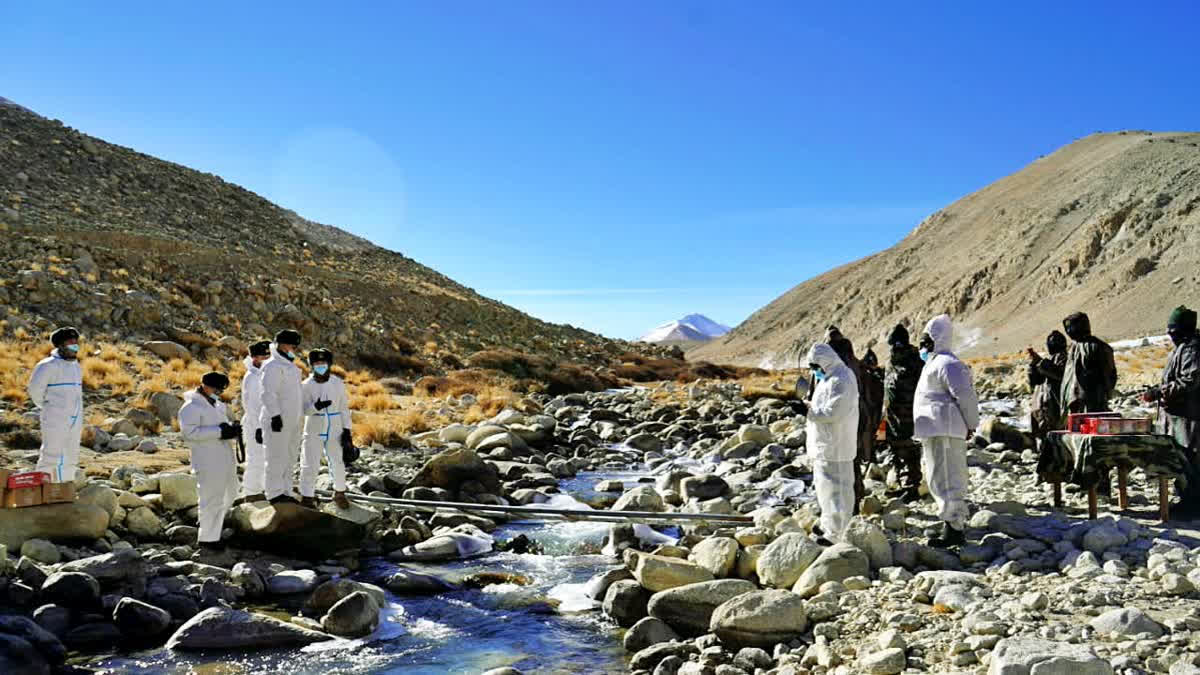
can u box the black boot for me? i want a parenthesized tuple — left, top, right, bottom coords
(270, 494, 299, 505)
(928, 522, 966, 548)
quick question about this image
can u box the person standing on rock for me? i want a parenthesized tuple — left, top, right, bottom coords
(179, 372, 242, 551)
(28, 327, 85, 483)
(299, 348, 353, 510)
(1060, 312, 1118, 419)
(793, 343, 859, 546)
(913, 314, 979, 548)
(1026, 330, 1068, 446)
(259, 330, 305, 504)
(239, 340, 272, 503)
(883, 323, 924, 502)
(1143, 306, 1200, 514)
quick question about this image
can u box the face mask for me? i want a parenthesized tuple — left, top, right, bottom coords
(281, 348, 295, 360)
(919, 348, 930, 362)
(813, 370, 825, 382)
(64, 344, 80, 354)
(314, 365, 329, 376)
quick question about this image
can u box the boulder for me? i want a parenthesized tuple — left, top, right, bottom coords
(76, 485, 119, 524)
(0, 633, 49, 675)
(404, 447, 501, 496)
(988, 636, 1113, 674)
(709, 590, 808, 649)
(625, 433, 663, 453)
(166, 607, 332, 650)
(304, 579, 385, 615)
(158, 474, 199, 511)
(388, 532, 493, 562)
(756, 533, 822, 589)
(266, 570, 319, 595)
(321, 591, 380, 638)
(1088, 607, 1163, 638)
(149, 392, 185, 424)
(584, 568, 633, 601)
(230, 562, 266, 598)
(125, 506, 163, 538)
(232, 503, 366, 560)
(603, 580, 650, 627)
(633, 554, 715, 592)
(113, 598, 172, 638)
(612, 486, 665, 513)
(63, 622, 122, 650)
(0, 503, 109, 550)
(624, 617, 679, 653)
(32, 605, 72, 639)
(19, 539, 60, 565)
(142, 341, 191, 361)
(438, 424, 472, 444)
(385, 570, 459, 595)
(793, 543, 870, 597)
(40, 572, 100, 609)
(0, 615, 66, 665)
(679, 474, 730, 502)
(647, 579, 756, 637)
(843, 517, 893, 570)
(689, 537, 739, 578)
(60, 548, 145, 586)
(860, 647, 907, 674)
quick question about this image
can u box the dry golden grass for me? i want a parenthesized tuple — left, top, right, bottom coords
(352, 391, 399, 413)
(353, 406, 448, 446)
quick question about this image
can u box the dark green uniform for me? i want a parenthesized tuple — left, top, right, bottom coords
(1029, 351, 1067, 442)
(1155, 331, 1200, 505)
(885, 340, 924, 490)
(1059, 312, 1118, 421)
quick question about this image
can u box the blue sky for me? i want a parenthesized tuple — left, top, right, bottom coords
(4, 2, 1199, 340)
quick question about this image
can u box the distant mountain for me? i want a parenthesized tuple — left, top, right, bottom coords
(640, 314, 731, 343)
(691, 130, 1200, 366)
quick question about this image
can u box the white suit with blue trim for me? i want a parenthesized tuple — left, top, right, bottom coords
(299, 372, 351, 496)
(804, 343, 859, 542)
(28, 351, 84, 482)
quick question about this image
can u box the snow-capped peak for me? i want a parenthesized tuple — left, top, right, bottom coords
(639, 314, 731, 343)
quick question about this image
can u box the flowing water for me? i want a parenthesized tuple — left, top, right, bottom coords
(90, 470, 661, 675)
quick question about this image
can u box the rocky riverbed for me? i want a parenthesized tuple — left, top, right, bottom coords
(3, 382, 1200, 675)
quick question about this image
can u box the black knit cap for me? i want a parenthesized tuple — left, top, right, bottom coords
(274, 329, 301, 346)
(308, 348, 333, 364)
(248, 340, 272, 357)
(51, 326, 80, 347)
(201, 372, 230, 390)
(887, 323, 909, 346)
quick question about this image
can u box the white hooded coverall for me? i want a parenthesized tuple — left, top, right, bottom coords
(805, 343, 860, 542)
(27, 351, 84, 482)
(913, 314, 980, 530)
(179, 389, 239, 543)
(259, 344, 304, 500)
(300, 373, 352, 497)
(240, 356, 267, 497)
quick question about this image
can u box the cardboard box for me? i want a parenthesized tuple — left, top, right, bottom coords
(7, 471, 50, 489)
(42, 481, 76, 504)
(3, 486, 43, 508)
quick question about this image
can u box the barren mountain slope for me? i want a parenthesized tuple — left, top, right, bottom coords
(693, 131, 1200, 367)
(0, 100, 645, 370)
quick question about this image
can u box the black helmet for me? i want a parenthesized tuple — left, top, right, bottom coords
(274, 329, 302, 347)
(248, 340, 272, 357)
(51, 326, 80, 347)
(201, 372, 230, 391)
(308, 348, 333, 365)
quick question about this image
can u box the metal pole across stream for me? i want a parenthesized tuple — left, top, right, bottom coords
(314, 490, 756, 525)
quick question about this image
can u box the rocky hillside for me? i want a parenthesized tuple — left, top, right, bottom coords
(0, 99, 649, 372)
(693, 131, 1200, 367)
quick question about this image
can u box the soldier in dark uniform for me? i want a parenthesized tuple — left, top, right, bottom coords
(1144, 306, 1200, 515)
(1060, 312, 1118, 420)
(883, 324, 924, 502)
(861, 347, 886, 464)
(1027, 330, 1068, 446)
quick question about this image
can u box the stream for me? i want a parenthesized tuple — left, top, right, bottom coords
(91, 469, 661, 674)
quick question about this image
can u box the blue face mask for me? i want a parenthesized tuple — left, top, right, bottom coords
(314, 364, 329, 376)
(919, 348, 930, 362)
(813, 370, 825, 382)
(66, 344, 80, 353)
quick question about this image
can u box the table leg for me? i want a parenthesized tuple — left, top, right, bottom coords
(1053, 482, 1063, 508)
(1088, 487, 1098, 519)
(1117, 467, 1129, 510)
(1160, 477, 1170, 522)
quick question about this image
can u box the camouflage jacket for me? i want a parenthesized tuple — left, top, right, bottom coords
(884, 343, 923, 442)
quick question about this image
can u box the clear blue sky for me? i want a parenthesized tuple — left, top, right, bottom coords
(5, 2, 1199, 340)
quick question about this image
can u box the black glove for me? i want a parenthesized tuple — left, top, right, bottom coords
(314, 398, 332, 411)
(1144, 387, 1163, 403)
(793, 399, 809, 416)
(341, 428, 353, 450)
(270, 415, 283, 432)
(219, 422, 241, 440)
(255, 428, 263, 445)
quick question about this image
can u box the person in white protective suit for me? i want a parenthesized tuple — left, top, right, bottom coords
(793, 343, 860, 546)
(259, 329, 305, 504)
(913, 314, 980, 548)
(28, 327, 86, 483)
(239, 340, 272, 502)
(179, 372, 242, 550)
(299, 348, 353, 510)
